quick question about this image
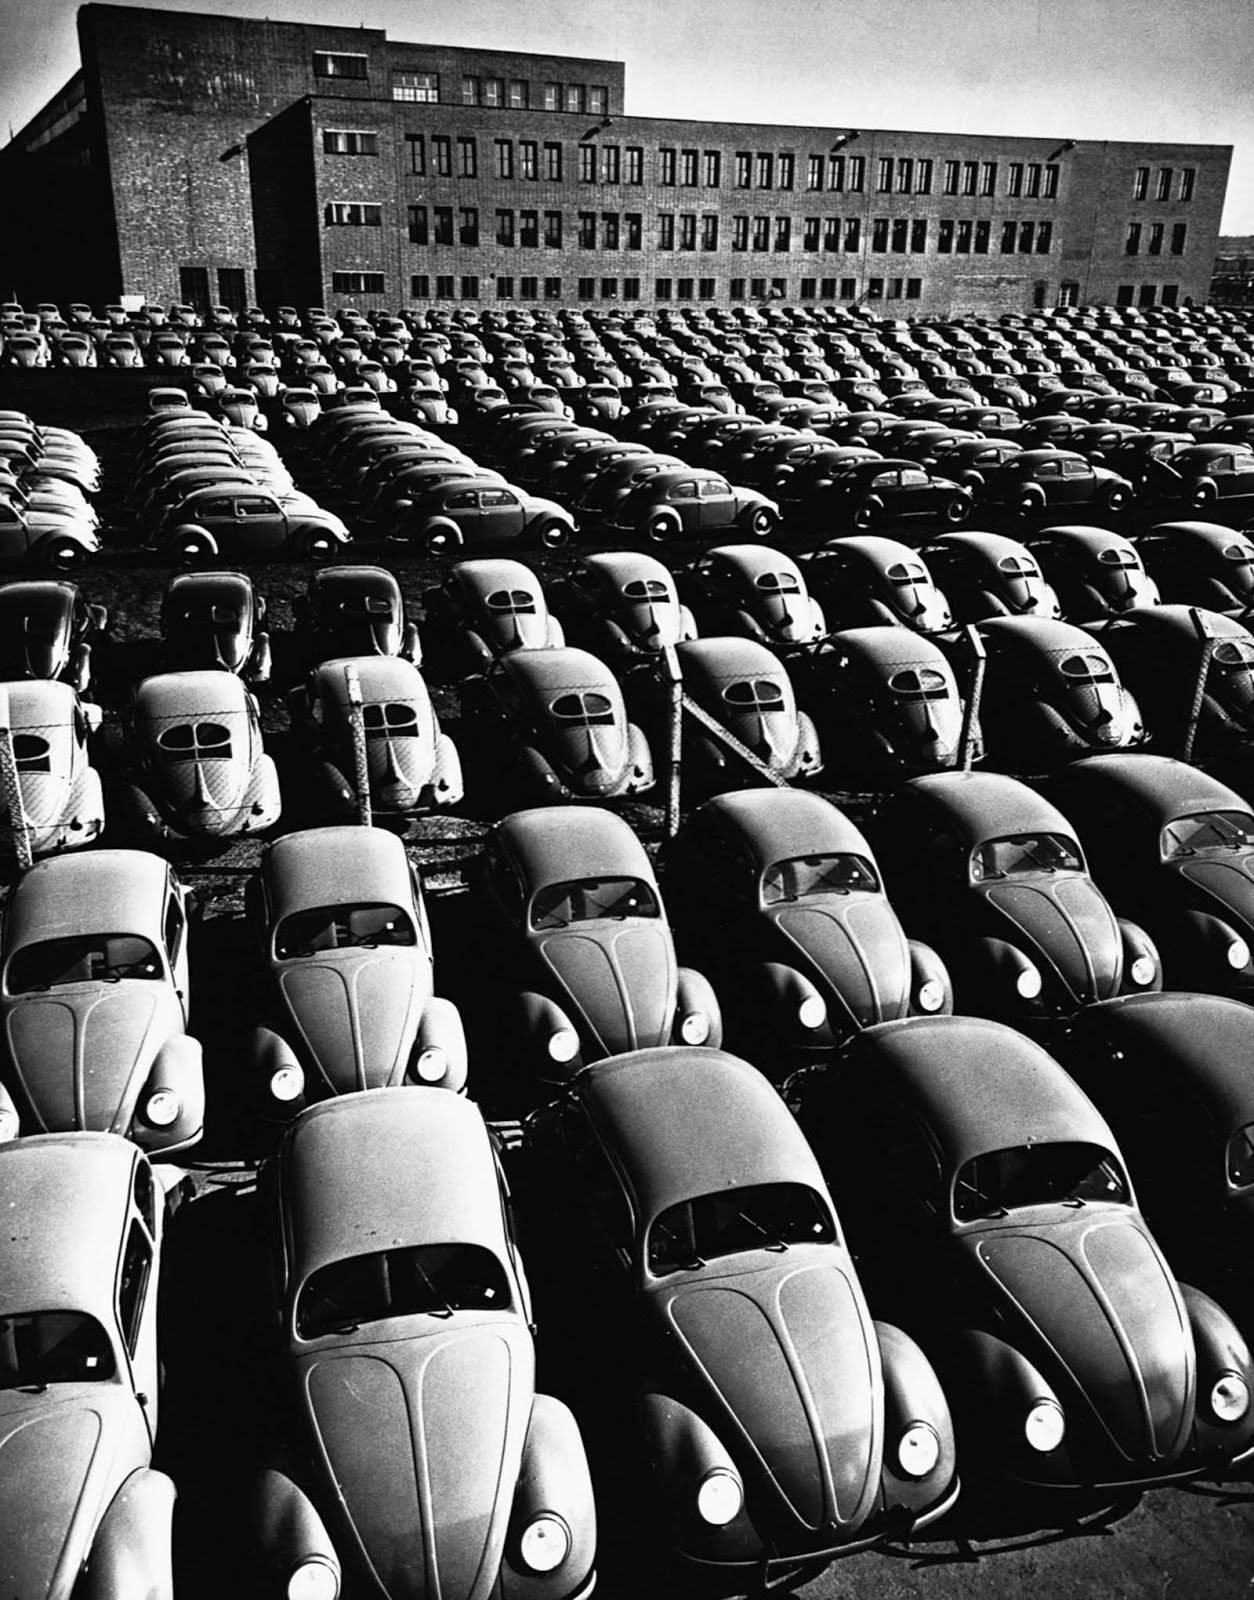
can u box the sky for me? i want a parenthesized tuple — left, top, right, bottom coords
(3, 0, 1253, 232)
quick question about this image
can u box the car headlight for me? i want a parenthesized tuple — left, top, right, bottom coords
(1211, 1372, 1250, 1423)
(0, 1106, 18, 1142)
(1227, 937, 1251, 972)
(414, 1046, 447, 1084)
(144, 1088, 181, 1127)
(518, 1512, 571, 1573)
(696, 1467, 743, 1527)
(896, 1421, 941, 1479)
(679, 1011, 710, 1045)
(1015, 964, 1043, 1001)
(548, 1027, 580, 1065)
(917, 978, 945, 1013)
(1024, 1398, 1065, 1453)
(1130, 954, 1156, 987)
(286, 1558, 340, 1600)
(798, 993, 826, 1030)
(270, 1064, 305, 1103)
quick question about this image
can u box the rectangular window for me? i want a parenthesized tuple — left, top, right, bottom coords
(331, 271, 384, 294)
(974, 218, 990, 253)
(411, 274, 430, 298)
(520, 140, 538, 180)
(847, 155, 865, 191)
(1044, 163, 1059, 198)
(623, 276, 641, 299)
(753, 215, 770, 251)
(322, 130, 378, 156)
(314, 51, 368, 79)
(893, 157, 912, 193)
(579, 144, 596, 183)
(1146, 223, 1165, 257)
(804, 217, 821, 252)
(392, 71, 437, 103)
(460, 275, 479, 299)
(1179, 167, 1196, 201)
(698, 278, 716, 300)
(1126, 221, 1142, 255)
(680, 149, 698, 185)
(1161, 283, 1179, 306)
(844, 217, 860, 251)
(457, 137, 477, 178)
(906, 277, 922, 299)
(1026, 163, 1042, 198)
(1036, 220, 1053, 253)
(1157, 166, 1172, 200)
(1139, 283, 1157, 307)
(603, 213, 619, 249)
(604, 146, 621, 184)
(1018, 220, 1035, 252)
(957, 219, 973, 253)
(943, 159, 960, 195)
(579, 211, 597, 247)
(461, 76, 479, 106)
(828, 154, 844, 191)
(406, 134, 425, 174)
(578, 276, 595, 300)
(750, 277, 767, 298)
(702, 213, 719, 250)
(496, 275, 514, 299)
(433, 205, 454, 245)
(917, 158, 933, 195)
(878, 156, 893, 193)
(756, 153, 774, 188)
(544, 211, 563, 247)
(589, 85, 608, 115)
(962, 160, 978, 196)
(800, 278, 817, 300)
(1171, 222, 1188, 255)
(435, 275, 454, 299)
(892, 218, 909, 253)
(887, 277, 904, 300)
(774, 216, 791, 251)
(408, 204, 428, 244)
(544, 82, 560, 111)
(601, 277, 619, 299)
(520, 210, 539, 248)
(1007, 162, 1024, 197)
(1000, 219, 1016, 253)
(494, 139, 513, 180)
(978, 161, 996, 196)
(658, 213, 675, 250)
(458, 207, 478, 246)
(736, 151, 752, 188)
(868, 276, 884, 299)
(659, 147, 677, 185)
(732, 215, 749, 251)
(626, 147, 643, 184)
(544, 143, 562, 181)
(432, 136, 451, 177)
(677, 277, 694, 300)
(807, 154, 824, 190)
(820, 216, 838, 251)
(324, 202, 382, 226)
(1133, 166, 1150, 200)
(730, 278, 746, 300)
(702, 150, 721, 187)
(911, 218, 928, 252)
(509, 79, 528, 109)
(484, 77, 503, 108)
(496, 209, 514, 246)
(1116, 283, 1134, 307)
(820, 277, 838, 299)
(520, 276, 538, 300)
(872, 217, 889, 252)
(565, 84, 585, 114)
(625, 213, 643, 249)
(778, 153, 795, 191)
(544, 277, 562, 299)
(656, 277, 673, 300)
(937, 219, 954, 254)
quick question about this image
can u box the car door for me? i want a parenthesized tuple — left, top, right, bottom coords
(666, 478, 701, 533)
(229, 494, 286, 555)
(479, 487, 526, 541)
(698, 476, 738, 531)
(441, 486, 482, 542)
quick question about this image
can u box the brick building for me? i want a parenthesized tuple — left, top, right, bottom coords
(0, 3, 1231, 318)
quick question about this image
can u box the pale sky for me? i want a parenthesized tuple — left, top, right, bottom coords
(4, 0, 1253, 232)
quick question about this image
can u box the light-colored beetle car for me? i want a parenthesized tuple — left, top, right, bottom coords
(257, 1088, 597, 1600)
(545, 550, 697, 669)
(422, 557, 565, 677)
(0, 1133, 174, 1600)
(0, 679, 104, 858)
(0, 851, 203, 1154)
(248, 826, 467, 1111)
(121, 670, 281, 843)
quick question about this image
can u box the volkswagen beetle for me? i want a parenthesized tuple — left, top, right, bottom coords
(800, 537, 953, 636)
(0, 680, 104, 858)
(291, 566, 421, 669)
(0, 580, 107, 692)
(1137, 521, 1254, 615)
(678, 544, 826, 651)
(159, 570, 271, 683)
(421, 558, 564, 678)
(545, 551, 697, 669)
(1025, 525, 1160, 621)
(920, 531, 1063, 625)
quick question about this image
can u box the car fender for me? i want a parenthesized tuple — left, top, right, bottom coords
(400, 622, 422, 666)
(1179, 1284, 1254, 1460)
(242, 753, 283, 831)
(733, 607, 770, 646)
(625, 721, 655, 790)
(755, 960, 832, 1044)
(253, 1464, 341, 1598)
(498, 1394, 597, 1599)
(0, 1076, 19, 1139)
(1177, 909, 1254, 979)
(410, 994, 468, 1093)
(119, 778, 172, 842)
(1117, 918, 1163, 993)
(249, 632, 273, 686)
(253, 1024, 306, 1113)
(794, 709, 824, 778)
(143, 1033, 204, 1146)
(429, 732, 464, 808)
(678, 603, 699, 642)
(873, 1322, 959, 1523)
(463, 627, 496, 671)
(512, 743, 570, 804)
(673, 966, 724, 1048)
(971, 936, 1044, 1010)
(637, 1388, 750, 1536)
(79, 1467, 176, 1600)
(907, 939, 953, 1015)
(418, 516, 464, 554)
(951, 1326, 1066, 1453)
(518, 989, 583, 1078)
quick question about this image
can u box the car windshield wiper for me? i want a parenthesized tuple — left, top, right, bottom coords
(736, 1210, 789, 1251)
(412, 1261, 455, 1319)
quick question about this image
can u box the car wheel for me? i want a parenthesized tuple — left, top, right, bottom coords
(298, 528, 337, 563)
(853, 498, 878, 529)
(944, 495, 971, 526)
(743, 505, 777, 538)
(1190, 480, 1218, 510)
(646, 511, 680, 543)
(536, 519, 571, 550)
(426, 527, 455, 555)
(169, 524, 215, 566)
(43, 536, 86, 573)
(1017, 488, 1046, 516)
(1105, 485, 1131, 513)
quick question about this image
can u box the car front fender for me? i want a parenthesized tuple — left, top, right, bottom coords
(498, 1395, 597, 1600)
(755, 960, 832, 1044)
(970, 936, 1046, 1014)
(254, 1024, 306, 1114)
(142, 1033, 205, 1151)
(950, 1326, 1070, 1470)
(517, 990, 583, 1079)
(79, 1467, 176, 1600)
(410, 994, 468, 1093)
(673, 966, 723, 1048)
(1177, 909, 1254, 984)
(874, 1321, 959, 1526)
(907, 939, 953, 1015)
(252, 1464, 341, 1599)
(1117, 918, 1163, 993)
(637, 1388, 758, 1559)
(1180, 1283, 1254, 1465)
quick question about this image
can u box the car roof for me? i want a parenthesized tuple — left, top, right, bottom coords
(579, 550, 673, 588)
(134, 669, 251, 716)
(676, 635, 786, 681)
(493, 804, 652, 888)
(314, 654, 427, 703)
(500, 645, 618, 693)
(689, 788, 871, 868)
(282, 1088, 507, 1278)
(703, 544, 803, 582)
(7, 850, 170, 945)
(835, 626, 956, 672)
(311, 564, 401, 600)
(263, 825, 413, 915)
(450, 557, 542, 595)
(821, 534, 932, 567)
(0, 1132, 134, 1313)
(579, 1046, 830, 1221)
(839, 1016, 1115, 1169)
(978, 615, 1110, 655)
(167, 569, 255, 602)
(1057, 753, 1249, 823)
(900, 769, 1077, 843)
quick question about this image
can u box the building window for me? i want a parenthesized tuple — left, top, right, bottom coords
(543, 82, 560, 111)
(496, 275, 514, 299)
(1171, 222, 1188, 255)
(896, 157, 914, 193)
(565, 84, 585, 114)
(408, 204, 428, 244)
(937, 219, 954, 254)
(702, 213, 719, 249)
(828, 155, 844, 192)
(579, 211, 597, 247)
(974, 218, 990, 253)
(957, 220, 973, 253)
(800, 278, 817, 300)
(962, 160, 978, 196)
(680, 149, 698, 185)
(496, 209, 514, 246)
(494, 140, 513, 180)
(405, 134, 425, 174)
(544, 277, 562, 299)
(677, 278, 694, 300)
(457, 137, 477, 178)
(579, 144, 597, 182)
(520, 210, 539, 248)
(892, 218, 909, 253)
(774, 216, 791, 251)
(1161, 283, 1179, 306)
(698, 277, 716, 299)
(1116, 283, 1134, 306)
(735, 152, 752, 189)
(1139, 283, 1156, 307)
(544, 211, 563, 247)
(750, 277, 767, 298)
(331, 271, 384, 294)
(392, 71, 437, 102)
(520, 140, 537, 180)
(1057, 280, 1079, 307)
(544, 143, 562, 181)
(322, 130, 378, 156)
(1018, 220, 1036, 253)
(324, 202, 382, 226)
(804, 217, 821, 252)
(626, 147, 643, 184)
(520, 276, 538, 299)
(460, 276, 479, 299)
(578, 276, 596, 300)
(943, 160, 960, 195)
(911, 218, 928, 252)
(656, 278, 673, 300)
(1025, 163, 1041, 198)
(867, 277, 884, 299)
(1043, 163, 1059, 198)
(1133, 166, 1150, 200)
(1146, 222, 1164, 256)
(458, 207, 478, 246)
(752, 215, 770, 251)
(1036, 220, 1053, 253)
(625, 213, 642, 249)
(658, 213, 675, 250)
(603, 213, 619, 249)
(730, 279, 746, 300)
(878, 157, 893, 193)
(461, 76, 479, 106)
(433, 206, 454, 245)
(702, 150, 721, 187)
(1157, 167, 1172, 200)
(589, 86, 608, 115)
(411, 275, 429, 298)
(1007, 162, 1024, 197)
(509, 80, 528, 109)
(806, 155, 823, 190)
(623, 277, 641, 299)
(604, 146, 621, 184)
(819, 277, 837, 299)
(887, 277, 904, 299)
(484, 77, 503, 108)
(843, 217, 860, 251)
(732, 215, 749, 251)
(1179, 168, 1195, 201)
(847, 156, 865, 191)
(756, 153, 773, 188)
(432, 136, 451, 176)
(1000, 220, 1016, 253)
(979, 161, 997, 196)
(1125, 221, 1142, 255)
(778, 153, 794, 190)
(659, 147, 677, 185)
(314, 51, 368, 79)
(819, 217, 837, 251)
(916, 159, 933, 195)
(435, 275, 454, 299)
(872, 217, 889, 252)
(602, 277, 619, 299)
(906, 277, 922, 300)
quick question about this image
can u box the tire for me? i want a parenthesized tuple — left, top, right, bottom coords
(1105, 485, 1131, 514)
(168, 524, 215, 566)
(944, 495, 971, 526)
(742, 505, 778, 538)
(853, 497, 879, 530)
(1190, 480, 1218, 511)
(426, 527, 455, 556)
(1017, 488, 1046, 516)
(646, 511, 680, 543)
(536, 519, 571, 550)
(297, 527, 337, 563)
(43, 536, 86, 572)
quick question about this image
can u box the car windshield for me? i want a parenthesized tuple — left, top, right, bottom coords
(647, 1182, 837, 1275)
(954, 1141, 1129, 1221)
(274, 902, 416, 958)
(1227, 1123, 1254, 1188)
(971, 832, 1085, 880)
(530, 876, 659, 929)
(0, 1311, 115, 1388)
(6, 935, 162, 992)
(296, 1243, 511, 1337)
(761, 853, 880, 903)
(1161, 810, 1254, 859)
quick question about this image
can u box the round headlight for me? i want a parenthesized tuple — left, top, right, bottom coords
(1227, 937, 1251, 972)
(1130, 954, 1156, 987)
(679, 1011, 710, 1045)
(518, 1513, 571, 1574)
(286, 1558, 340, 1600)
(797, 993, 826, 1031)
(696, 1468, 743, 1527)
(548, 1027, 580, 1065)
(1024, 1398, 1065, 1453)
(917, 978, 945, 1014)
(1015, 964, 1043, 1001)
(414, 1046, 447, 1084)
(1211, 1372, 1250, 1423)
(144, 1088, 181, 1128)
(896, 1421, 941, 1478)
(270, 1064, 305, 1103)
(0, 1106, 19, 1142)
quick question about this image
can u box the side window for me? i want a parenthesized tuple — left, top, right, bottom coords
(118, 1220, 153, 1357)
(480, 843, 526, 923)
(133, 1159, 157, 1236)
(163, 888, 185, 964)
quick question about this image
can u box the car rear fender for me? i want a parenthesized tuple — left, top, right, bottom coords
(1178, 909, 1254, 977)
(253, 1463, 341, 1598)
(1117, 918, 1163, 992)
(498, 1394, 597, 1600)
(756, 960, 832, 1044)
(409, 994, 468, 1093)
(907, 940, 953, 1015)
(79, 1467, 176, 1600)
(0, 1078, 18, 1140)
(873, 1322, 959, 1521)
(1180, 1283, 1254, 1460)
(517, 989, 583, 1078)
(673, 966, 723, 1049)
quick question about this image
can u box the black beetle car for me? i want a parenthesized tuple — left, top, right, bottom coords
(0, 579, 107, 692)
(921, 531, 1063, 624)
(1136, 521, 1254, 615)
(1025, 525, 1161, 622)
(291, 565, 422, 669)
(800, 536, 953, 636)
(160, 569, 270, 684)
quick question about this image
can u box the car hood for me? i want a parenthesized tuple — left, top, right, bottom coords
(537, 924, 676, 1056)
(298, 1322, 532, 1600)
(757, 592, 819, 645)
(1174, 854, 1254, 932)
(481, 611, 552, 655)
(966, 1213, 1194, 1467)
(167, 627, 251, 675)
(981, 875, 1122, 1003)
(150, 751, 253, 835)
(658, 1257, 881, 1536)
(715, 706, 801, 775)
(0, 1389, 137, 1600)
(768, 898, 912, 1030)
(544, 718, 630, 793)
(277, 951, 427, 1093)
(4, 986, 171, 1134)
